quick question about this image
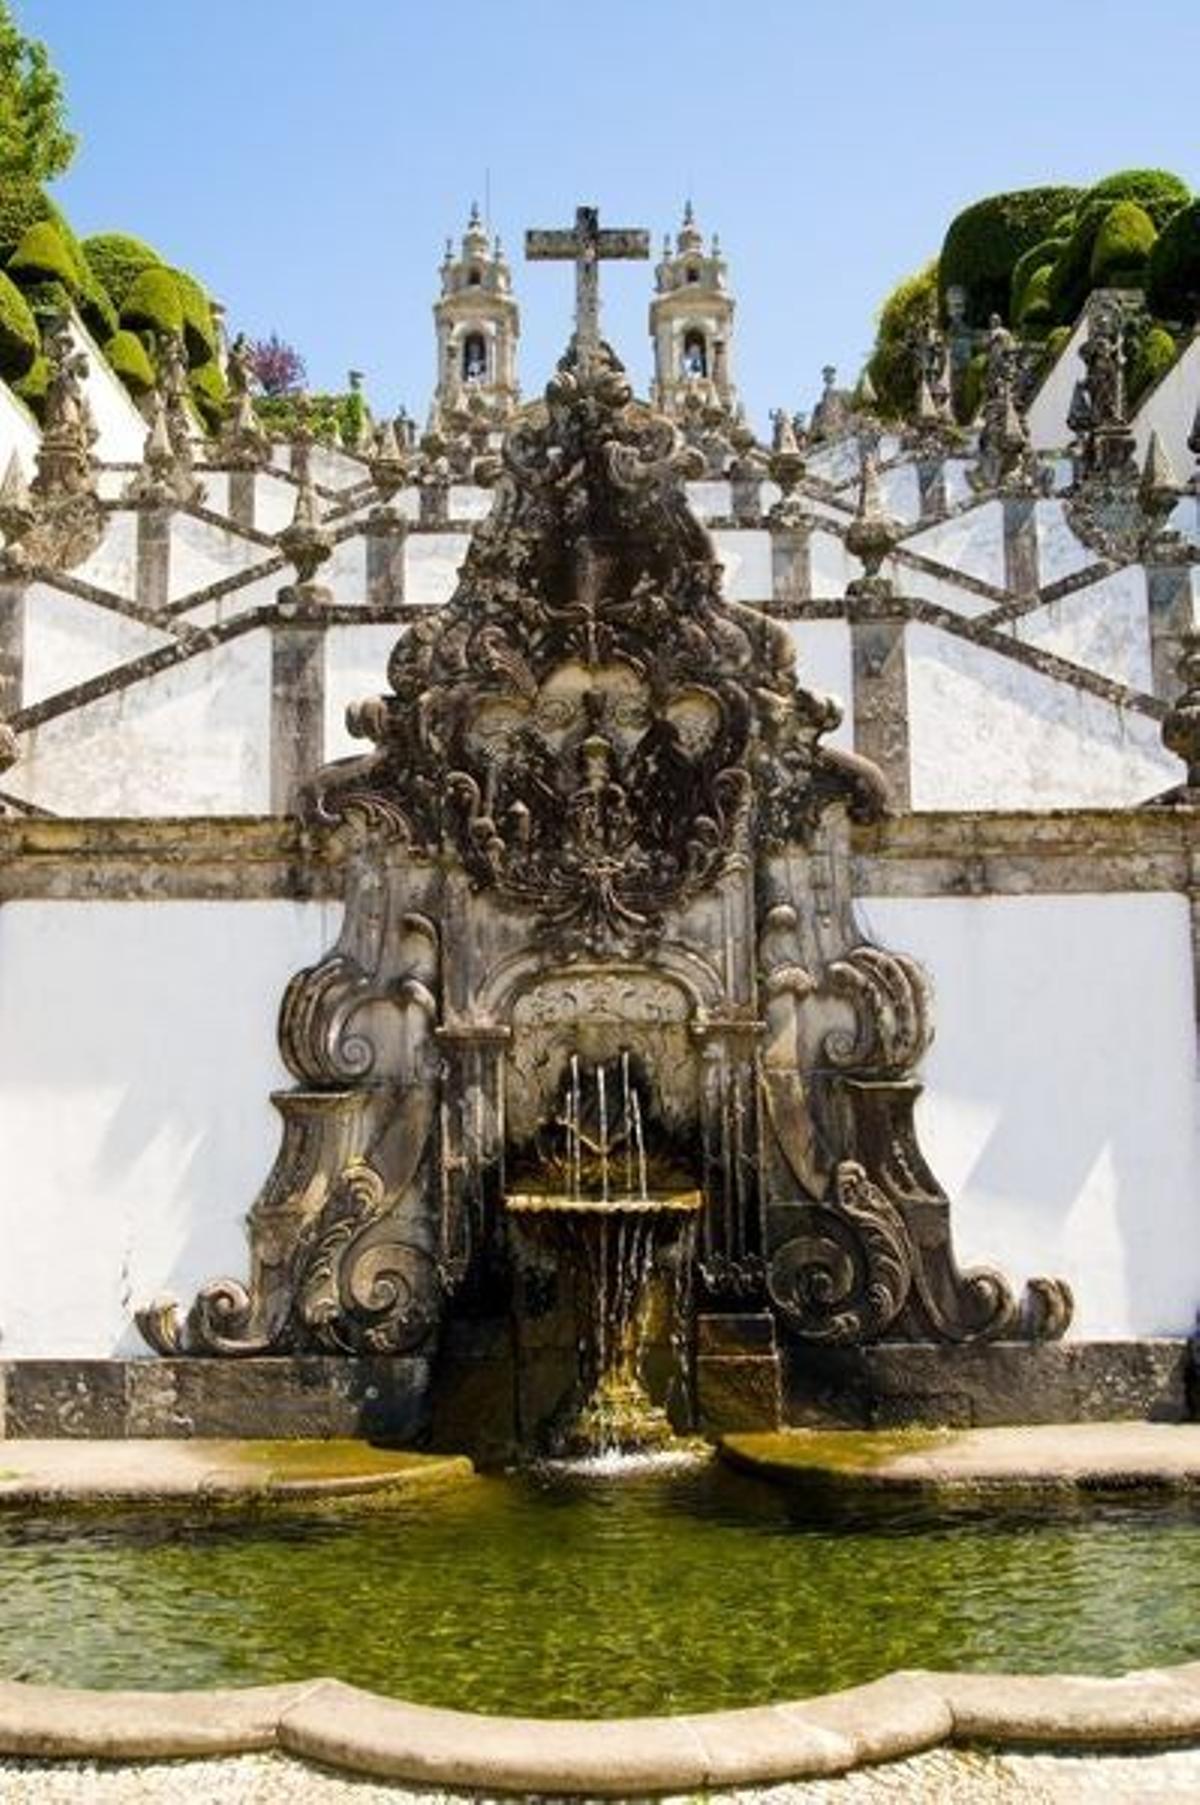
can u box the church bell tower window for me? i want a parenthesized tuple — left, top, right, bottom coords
(463, 332, 487, 382)
(682, 329, 707, 378)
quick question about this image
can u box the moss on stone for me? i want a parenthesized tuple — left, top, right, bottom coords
(120, 264, 183, 339)
(1146, 200, 1200, 324)
(0, 266, 40, 381)
(722, 1428, 956, 1475)
(104, 326, 155, 396)
(939, 185, 1081, 325)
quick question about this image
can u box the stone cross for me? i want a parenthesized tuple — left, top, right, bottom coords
(526, 206, 649, 367)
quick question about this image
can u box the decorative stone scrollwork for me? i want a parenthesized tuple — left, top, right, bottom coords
(767, 1160, 911, 1343)
(297, 1160, 440, 1355)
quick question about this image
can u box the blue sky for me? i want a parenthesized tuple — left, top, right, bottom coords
(19, 0, 1200, 431)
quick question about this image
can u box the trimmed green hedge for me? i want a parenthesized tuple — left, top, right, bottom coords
(9, 219, 80, 294)
(83, 232, 161, 306)
(1089, 201, 1156, 288)
(864, 260, 938, 417)
(1127, 323, 1178, 405)
(171, 267, 216, 366)
(104, 327, 156, 396)
(0, 179, 59, 263)
(1086, 168, 1190, 229)
(120, 265, 183, 338)
(1146, 200, 1200, 323)
(0, 268, 40, 381)
(1015, 262, 1055, 328)
(1010, 236, 1065, 321)
(189, 356, 227, 431)
(13, 351, 48, 416)
(939, 185, 1081, 325)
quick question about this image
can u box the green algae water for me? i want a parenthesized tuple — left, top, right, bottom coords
(4, 1458, 1200, 1716)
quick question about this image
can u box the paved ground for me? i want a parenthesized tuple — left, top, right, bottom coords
(4, 1747, 1200, 1801)
(0, 1439, 474, 1504)
(720, 1421, 1200, 1492)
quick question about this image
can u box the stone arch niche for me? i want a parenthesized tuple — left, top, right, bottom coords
(138, 337, 1071, 1444)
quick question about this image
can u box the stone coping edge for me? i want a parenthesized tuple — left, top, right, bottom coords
(7, 1662, 1200, 1792)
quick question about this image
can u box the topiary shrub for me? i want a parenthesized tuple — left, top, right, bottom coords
(864, 260, 939, 417)
(120, 265, 182, 339)
(1010, 236, 1067, 321)
(104, 327, 155, 396)
(1089, 201, 1157, 289)
(83, 231, 161, 307)
(188, 356, 226, 432)
(0, 267, 39, 381)
(8, 217, 79, 293)
(0, 177, 58, 262)
(77, 266, 117, 343)
(1127, 323, 1178, 405)
(171, 268, 216, 366)
(1015, 262, 1055, 329)
(1085, 168, 1190, 230)
(1146, 200, 1200, 324)
(939, 185, 1081, 325)
(13, 350, 48, 416)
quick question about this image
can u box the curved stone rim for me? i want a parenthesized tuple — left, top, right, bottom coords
(6, 1662, 1200, 1792)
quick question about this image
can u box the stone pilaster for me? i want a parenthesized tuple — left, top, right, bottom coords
(1001, 496, 1039, 604)
(135, 507, 171, 613)
(366, 508, 408, 608)
(0, 577, 25, 716)
(849, 606, 910, 810)
(228, 469, 257, 533)
(770, 522, 811, 606)
(914, 457, 946, 522)
(1147, 564, 1197, 703)
(270, 588, 327, 813)
(419, 482, 449, 528)
(731, 478, 761, 526)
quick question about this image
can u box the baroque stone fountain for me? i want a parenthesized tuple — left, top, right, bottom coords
(139, 289, 1071, 1454)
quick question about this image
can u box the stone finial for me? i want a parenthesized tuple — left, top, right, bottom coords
(1140, 429, 1178, 518)
(0, 451, 33, 540)
(279, 452, 333, 588)
(767, 407, 806, 524)
(369, 417, 410, 503)
(1161, 629, 1200, 794)
(856, 369, 878, 414)
(124, 394, 178, 506)
(845, 432, 899, 601)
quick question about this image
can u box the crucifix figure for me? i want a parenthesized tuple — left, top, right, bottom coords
(526, 205, 650, 369)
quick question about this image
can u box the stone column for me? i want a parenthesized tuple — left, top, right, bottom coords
(228, 469, 257, 532)
(849, 601, 911, 810)
(731, 478, 761, 526)
(135, 506, 171, 612)
(366, 507, 408, 608)
(1001, 496, 1039, 604)
(0, 576, 25, 716)
(1147, 562, 1197, 703)
(419, 482, 449, 528)
(914, 457, 946, 522)
(269, 585, 327, 813)
(771, 521, 811, 606)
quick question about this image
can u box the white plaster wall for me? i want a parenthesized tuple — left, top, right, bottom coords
(1015, 566, 1153, 691)
(71, 509, 139, 602)
(1133, 333, 1200, 479)
(449, 485, 491, 521)
(0, 378, 40, 477)
(1026, 314, 1088, 452)
(879, 461, 920, 525)
(179, 568, 281, 629)
(407, 532, 469, 606)
(898, 563, 994, 621)
(310, 442, 364, 491)
(167, 513, 267, 605)
(713, 528, 771, 600)
(255, 472, 300, 536)
(73, 314, 146, 465)
(1036, 498, 1096, 584)
(790, 619, 852, 746)
(323, 529, 366, 604)
(0, 899, 339, 1358)
(324, 624, 398, 760)
(906, 622, 1181, 809)
(9, 634, 272, 815)
(22, 583, 172, 707)
(686, 480, 731, 520)
(942, 460, 976, 511)
(810, 526, 855, 598)
(905, 499, 1005, 590)
(858, 892, 1200, 1338)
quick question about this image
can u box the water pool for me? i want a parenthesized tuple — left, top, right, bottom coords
(4, 1458, 1199, 1716)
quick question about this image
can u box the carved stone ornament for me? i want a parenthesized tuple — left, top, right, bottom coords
(139, 327, 1072, 1372)
(1, 311, 104, 575)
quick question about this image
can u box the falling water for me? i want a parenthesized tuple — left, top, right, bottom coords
(597, 1062, 609, 1203)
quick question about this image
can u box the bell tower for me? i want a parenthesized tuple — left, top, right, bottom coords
(649, 202, 737, 418)
(433, 203, 520, 424)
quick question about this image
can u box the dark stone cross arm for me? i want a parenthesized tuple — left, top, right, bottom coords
(525, 205, 650, 362)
